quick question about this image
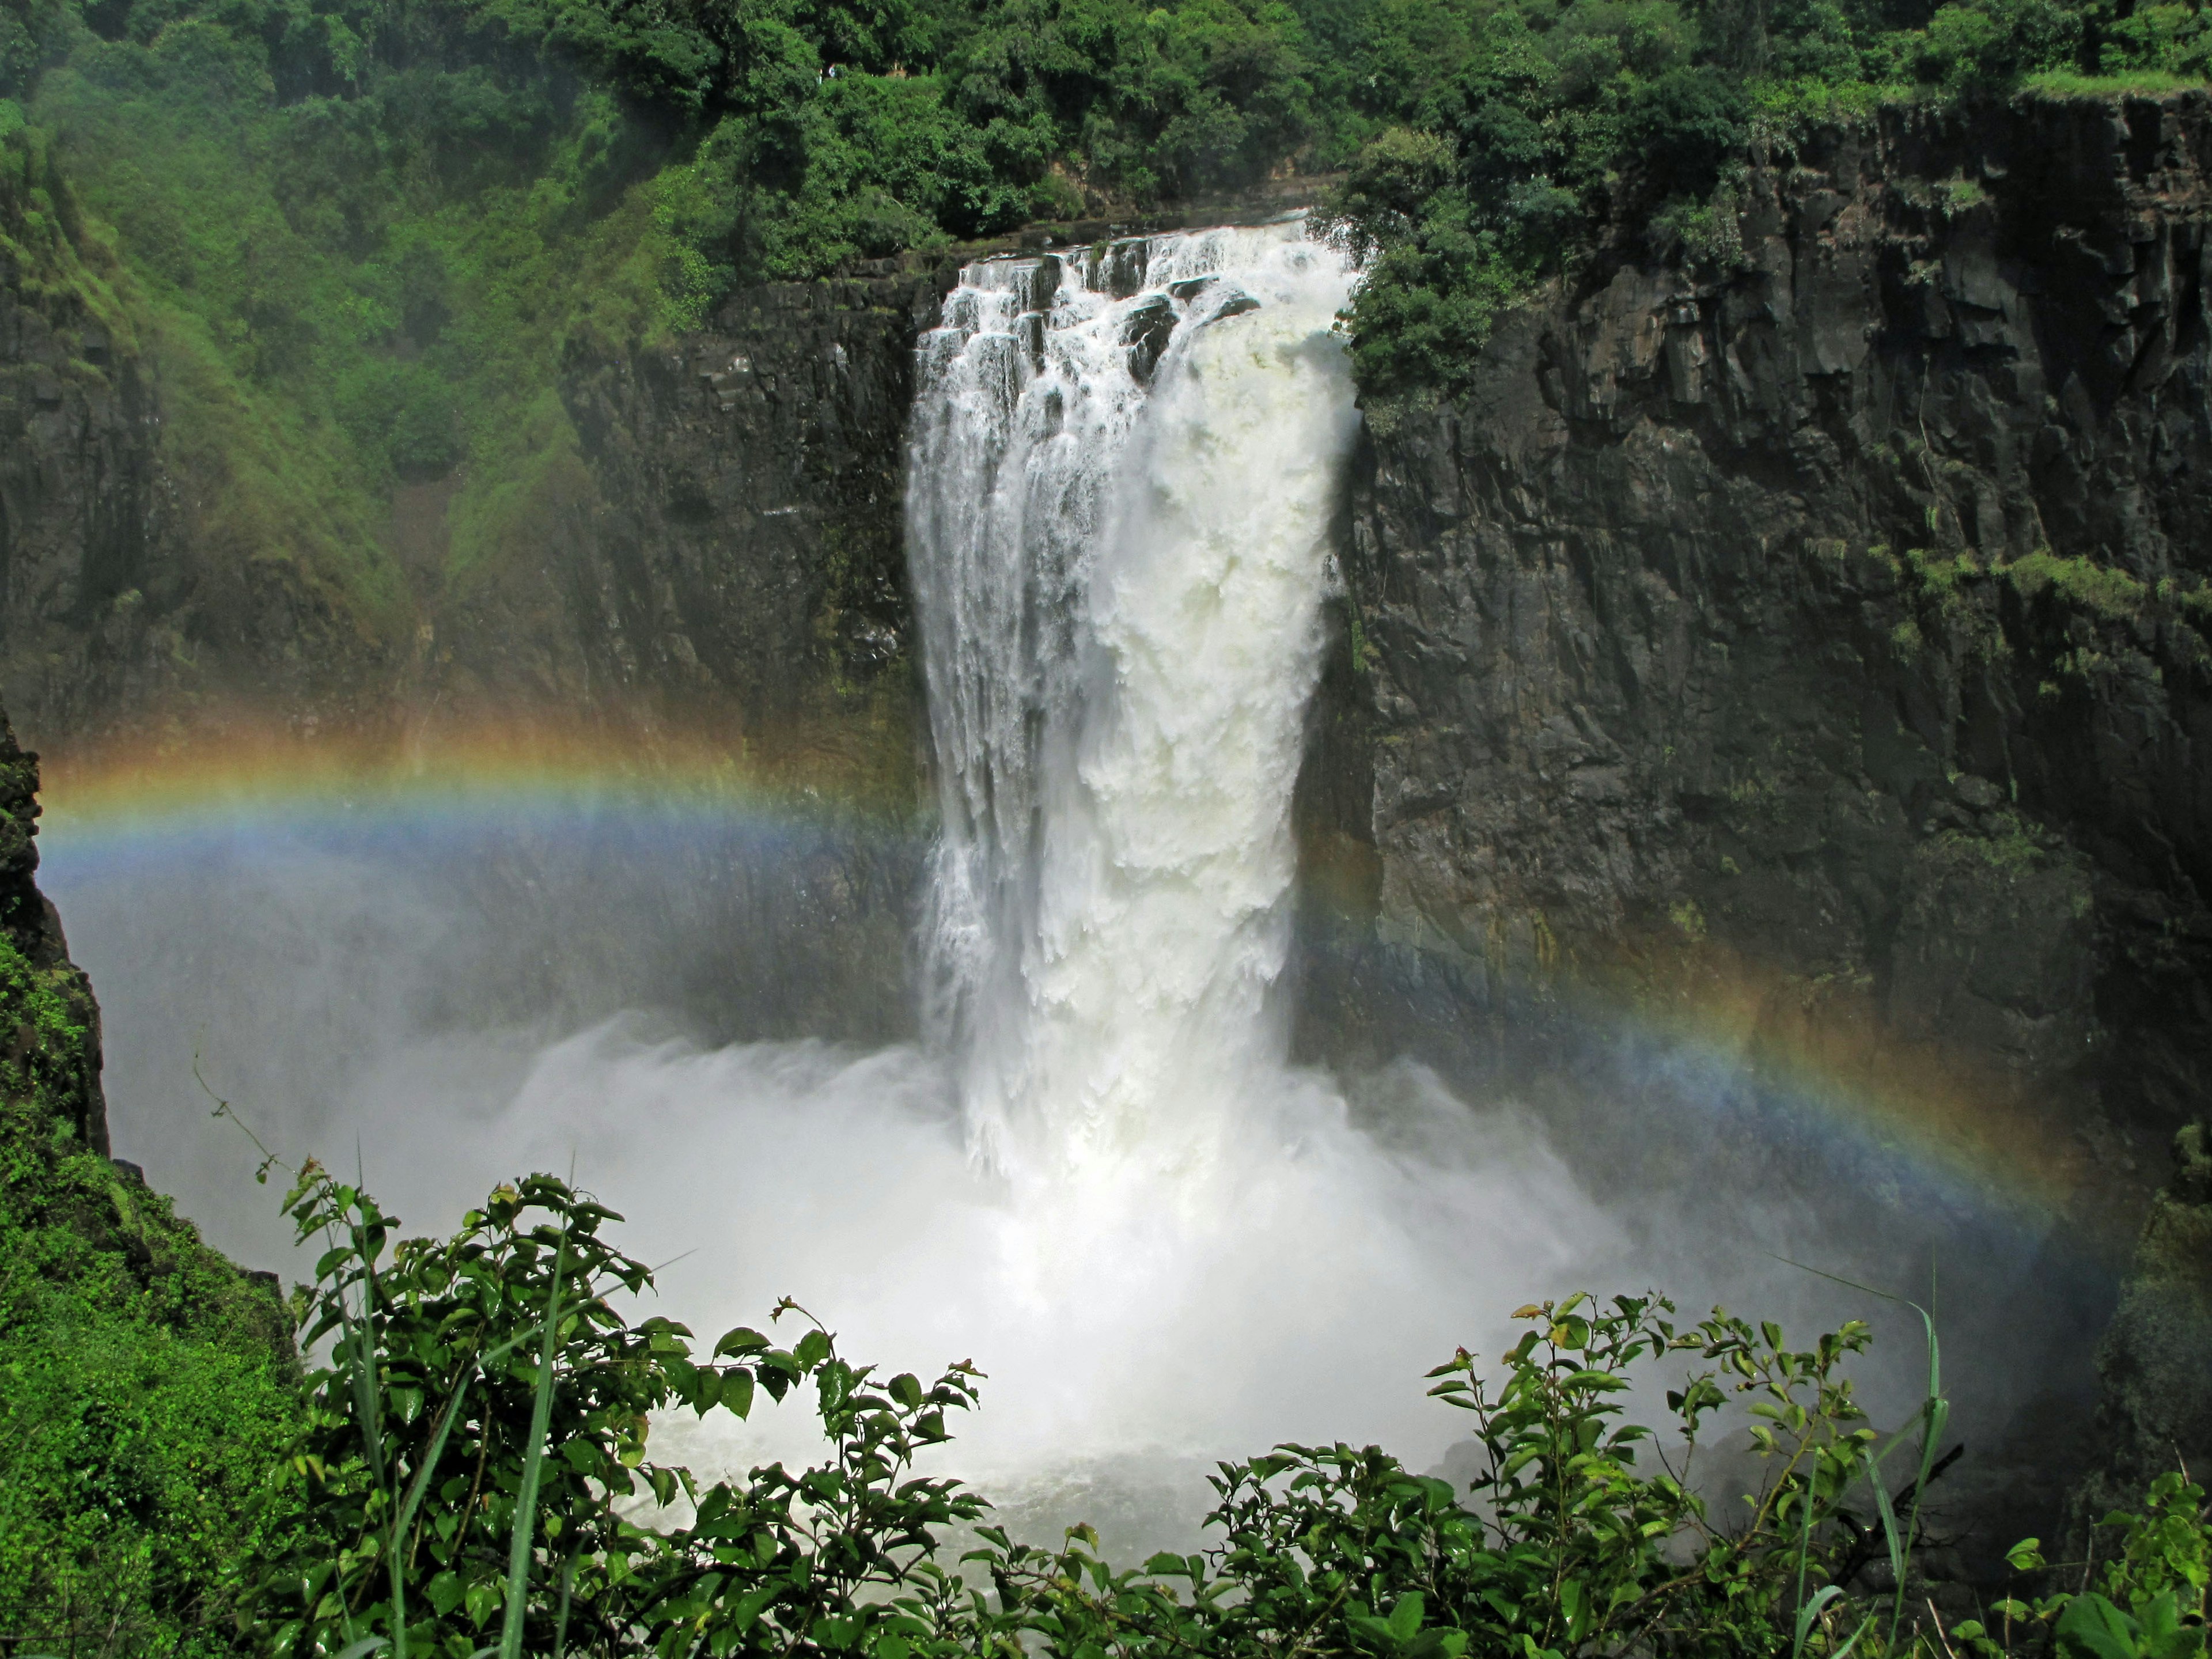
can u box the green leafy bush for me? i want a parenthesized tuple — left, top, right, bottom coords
(245, 1162, 989, 1659)
(0, 942, 298, 1658)
(1323, 0, 2208, 414)
(233, 1156, 1994, 1659)
(1979, 1476, 2212, 1659)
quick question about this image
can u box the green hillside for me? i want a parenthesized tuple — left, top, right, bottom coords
(3, 0, 2192, 621)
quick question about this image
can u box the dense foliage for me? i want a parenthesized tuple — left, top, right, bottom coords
(0, 0, 1513, 628)
(247, 1165, 991, 1659)
(0, 939, 301, 1657)
(0, 0, 2198, 609)
(0, 716, 303, 1657)
(1317, 0, 2212, 411)
(214, 1160, 2212, 1659)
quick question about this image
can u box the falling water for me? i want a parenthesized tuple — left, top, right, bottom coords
(32, 223, 2067, 1554)
(908, 221, 1362, 1193)
(54, 222, 1612, 1540)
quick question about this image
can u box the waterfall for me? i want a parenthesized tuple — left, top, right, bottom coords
(141, 221, 1603, 1516)
(907, 221, 1361, 1191)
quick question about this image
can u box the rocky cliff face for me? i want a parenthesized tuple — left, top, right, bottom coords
(431, 270, 944, 744)
(0, 228, 943, 758)
(1316, 92, 2212, 1181)
(1, 139, 159, 739)
(0, 135, 389, 733)
(1, 217, 949, 1046)
(2081, 1118, 2212, 1535)
(0, 700, 105, 1155)
(1296, 91, 2212, 1537)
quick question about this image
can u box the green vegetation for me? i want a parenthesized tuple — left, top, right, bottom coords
(188, 1157, 2212, 1659)
(0, 0, 2199, 591)
(1319, 0, 2212, 412)
(0, 716, 301, 1657)
(242, 1161, 1970, 1659)
(1935, 808, 2048, 876)
(2004, 549, 2151, 622)
(0, 936, 300, 1657)
(0, 0, 1487, 622)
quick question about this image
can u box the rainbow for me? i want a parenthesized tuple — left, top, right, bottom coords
(32, 708, 928, 859)
(29, 707, 2139, 1270)
(1588, 948, 2126, 1243)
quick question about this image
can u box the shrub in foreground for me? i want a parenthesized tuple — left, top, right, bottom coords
(236, 1160, 2012, 1659)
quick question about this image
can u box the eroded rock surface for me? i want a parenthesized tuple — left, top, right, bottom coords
(1316, 97, 2212, 1226)
(0, 702, 104, 1154)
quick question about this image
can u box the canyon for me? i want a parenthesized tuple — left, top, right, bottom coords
(8, 91, 2212, 1539)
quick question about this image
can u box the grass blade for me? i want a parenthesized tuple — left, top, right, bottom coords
(498, 1233, 570, 1659)
(1830, 1613, 1878, 1659)
(1775, 1253, 1951, 1645)
(1790, 1479, 1830, 1659)
(554, 1551, 577, 1659)
(1866, 1445, 1907, 1593)
(335, 1259, 386, 1492)
(387, 1330, 533, 1659)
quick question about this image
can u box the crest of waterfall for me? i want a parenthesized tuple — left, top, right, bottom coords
(907, 220, 1362, 1186)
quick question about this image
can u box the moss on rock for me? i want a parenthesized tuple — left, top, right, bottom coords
(0, 699, 300, 1657)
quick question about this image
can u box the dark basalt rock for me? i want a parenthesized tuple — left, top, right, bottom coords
(1123, 294, 1178, 382)
(2078, 1119, 2212, 1549)
(548, 270, 947, 722)
(1168, 276, 1262, 321)
(1289, 89, 2212, 1559)
(0, 701, 107, 1154)
(1090, 238, 1151, 300)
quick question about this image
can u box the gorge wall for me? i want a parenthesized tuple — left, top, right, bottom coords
(1, 162, 948, 1041)
(12, 92, 2212, 1506)
(0, 191, 940, 755)
(1291, 92, 2212, 1522)
(1301, 94, 2212, 1215)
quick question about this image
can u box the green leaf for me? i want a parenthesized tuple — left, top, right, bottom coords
(796, 1328, 833, 1368)
(730, 1585, 779, 1633)
(1560, 1580, 1589, 1642)
(2057, 1594, 2144, 1659)
(719, 1367, 757, 1419)
(500, 1232, 569, 1659)
(2139, 1593, 2206, 1659)
(464, 1578, 502, 1631)
(1390, 1592, 1426, 1641)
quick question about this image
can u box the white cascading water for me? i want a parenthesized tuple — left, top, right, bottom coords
(134, 222, 1611, 1537)
(909, 221, 1361, 1195)
(530, 223, 1602, 1500)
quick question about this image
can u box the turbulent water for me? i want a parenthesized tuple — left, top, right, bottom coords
(46, 222, 1620, 1540)
(911, 222, 1365, 1188)
(37, 220, 2105, 1555)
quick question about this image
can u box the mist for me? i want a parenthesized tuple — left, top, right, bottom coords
(32, 225, 2116, 1566)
